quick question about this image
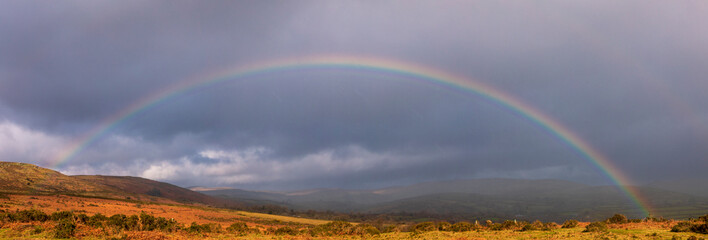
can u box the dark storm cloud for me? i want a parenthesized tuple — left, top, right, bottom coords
(1, 1, 707, 189)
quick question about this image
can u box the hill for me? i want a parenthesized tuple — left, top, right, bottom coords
(0, 162, 105, 194)
(647, 178, 708, 198)
(0, 161, 223, 206)
(198, 179, 708, 222)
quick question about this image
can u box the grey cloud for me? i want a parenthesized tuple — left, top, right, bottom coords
(1, 1, 707, 189)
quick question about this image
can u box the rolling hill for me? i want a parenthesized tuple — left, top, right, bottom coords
(197, 179, 708, 222)
(0, 161, 225, 206)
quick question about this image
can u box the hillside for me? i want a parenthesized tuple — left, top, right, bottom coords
(0, 162, 223, 206)
(0, 162, 105, 194)
(72, 175, 230, 206)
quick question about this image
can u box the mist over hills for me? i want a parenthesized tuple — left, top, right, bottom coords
(2, 162, 706, 223)
(196, 178, 708, 222)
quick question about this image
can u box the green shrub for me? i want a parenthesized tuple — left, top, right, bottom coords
(139, 212, 156, 231)
(54, 219, 76, 238)
(671, 221, 693, 232)
(607, 213, 628, 224)
(584, 221, 608, 232)
(690, 223, 708, 234)
(125, 215, 140, 231)
(76, 213, 89, 224)
(186, 222, 221, 234)
(379, 225, 399, 233)
(31, 225, 44, 234)
(351, 223, 380, 235)
(411, 221, 437, 232)
(273, 226, 297, 235)
(12, 209, 49, 222)
(543, 222, 559, 230)
(226, 222, 255, 235)
(561, 219, 578, 228)
(436, 221, 451, 231)
(449, 222, 474, 232)
(50, 211, 74, 221)
(87, 213, 107, 228)
(226, 222, 249, 232)
(311, 220, 354, 236)
(500, 220, 518, 230)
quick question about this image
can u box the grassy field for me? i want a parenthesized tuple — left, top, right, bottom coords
(1, 194, 706, 239)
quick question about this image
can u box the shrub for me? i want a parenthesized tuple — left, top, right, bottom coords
(76, 213, 89, 224)
(411, 222, 437, 232)
(50, 211, 74, 221)
(690, 223, 708, 234)
(436, 221, 451, 231)
(351, 223, 380, 235)
(54, 219, 76, 238)
(274, 226, 297, 235)
(108, 214, 126, 225)
(607, 213, 628, 224)
(12, 209, 49, 222)
(500, 220, 518, 230)
(671, 221, 693, 232)
(311, 220, 354, 236)
(449, 222, 474, 232)
(139, 212, 156, 231)
(561, 219, 579, 228)
(584, 221, 608, 232)
(125, 215, 140, 231)
(226, 222, 250, 233)
(379, 225, 399, 233)
(186, 222, 221, 234)
(87, 213, 107, 228)
(543, 222, 559, 230)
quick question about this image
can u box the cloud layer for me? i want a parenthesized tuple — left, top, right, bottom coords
(1, 1, 707, 189)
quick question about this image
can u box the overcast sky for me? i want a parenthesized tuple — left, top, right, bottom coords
(1, 1, 707, 190)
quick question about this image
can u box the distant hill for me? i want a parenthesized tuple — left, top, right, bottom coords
(198, 178, 708, 222)
(647, 178, 708, 198)
(0, 162, 228, 207)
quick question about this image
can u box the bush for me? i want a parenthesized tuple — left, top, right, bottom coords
(76, 213, 89, 224)
(436, 221, 451, 231)
(226, 222, 250, 233)
(671, 221, 693, 232)
(690, 223, 708, 234)
(12, 209, 49, 222)
(139, 212, 156, 231)
(543, 222, 559, 230)
(501, 220, 518, 230)
(87, 213, 107, 228)
(351, 223, 380, 235)
(50, 211, 74, 221)
(186, 222, 221, 234)
(411, 222, 437, 232)
(273, 226, 297, 235)
(562, 219, 579, 228)
(607, 213, 628, 224)
(449, 222, 474, 232)
(311, 220, 354, 236)
(379, 225, 399, 233)
(584, 221, 608, 232)
(54, 219, 76, 238)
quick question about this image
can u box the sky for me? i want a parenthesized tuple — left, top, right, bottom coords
(1, 1, 707, 190)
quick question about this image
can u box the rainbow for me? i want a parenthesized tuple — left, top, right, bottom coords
(51, 55, 651, 216)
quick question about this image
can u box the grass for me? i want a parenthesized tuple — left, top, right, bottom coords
(2, 194, 707, 239)
(235, 211, 332, 225)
